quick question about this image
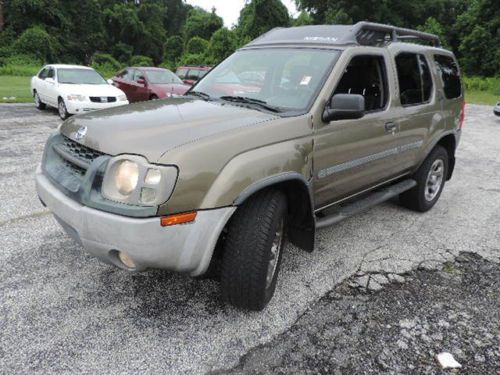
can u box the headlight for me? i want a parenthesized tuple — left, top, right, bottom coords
(67, 94, 86, 101)
(118, 94, 127, 101)
(101, 155, 178, 206)
(115, 160, 139, 195)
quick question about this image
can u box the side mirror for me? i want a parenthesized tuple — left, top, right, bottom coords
(137, 78, 146, 86)
(107, 79, 114, 85)
(322, 94, 365, 122)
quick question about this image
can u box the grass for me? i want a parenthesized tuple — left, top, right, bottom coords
(0, 73, 498, 105)
(465, 90, 498, 106)
(0, 76, 33, 103)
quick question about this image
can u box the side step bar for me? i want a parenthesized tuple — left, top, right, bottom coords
(315, 179, 416, 229)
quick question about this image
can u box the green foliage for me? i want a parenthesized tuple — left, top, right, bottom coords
(164, 35, 184, 65)
(179, 53, 205, 66)
(186, 36, 209, 55)
(184, 7, 223, 41)
(159, 60, 176, 71)
(237, 0, 290, 40)
(463, 76, 500, 95)
(293, 11, 314, 26)
(13, 26, 58, 62)
(207, 28, 238, 64)
(112, 42, 133, 64)
(129, 55, 154, 67)
(91, 53, 121, 78)
(0, 54, 41, 76)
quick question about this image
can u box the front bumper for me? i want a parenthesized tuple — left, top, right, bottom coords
(65, 100, 129, 114)
(36, 167, 235, 276)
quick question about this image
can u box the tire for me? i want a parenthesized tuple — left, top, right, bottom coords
(221, 189, 287, 311)
(58, 98, 69, 120)
(150, 94, 159, 100)
(34, 91, 46, 110)
(400, 145, 449, 212)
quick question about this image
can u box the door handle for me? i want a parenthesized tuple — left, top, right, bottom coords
(385, 122, 397, 132)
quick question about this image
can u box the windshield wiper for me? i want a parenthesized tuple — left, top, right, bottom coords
(219, 96, 281, 113)
(186, 90, 211, 101)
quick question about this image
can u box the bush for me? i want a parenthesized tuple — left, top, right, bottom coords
(112, 42, 133, 64)
(178, 53, 206, 66)
(91, 53, 122, 78)
(0, 54, 42, 76)
(186, 36, 209, 55)
(159, 60, 176, 71)
(129, 55, 154, 67)
(14, 26, 58, 62)
(207, 28, 237, 64)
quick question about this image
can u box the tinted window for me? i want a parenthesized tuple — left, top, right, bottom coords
(334, 55, 388, 111)
(186, 69, 200, 81)
(47, 68, 55, 79)
(176, 68, 188, 79)
(434, 55, 462, 99)
(38, 68, 48, 79)
(395, 53, 433, 106)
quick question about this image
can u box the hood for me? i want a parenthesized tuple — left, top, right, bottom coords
(59, 83, 125, 97)
(151, 83, 190, 96)
(60, 97, 279, 162)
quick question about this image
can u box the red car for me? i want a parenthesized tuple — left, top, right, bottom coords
(111, 67, 190, 102)
(176, 65, 212, 86)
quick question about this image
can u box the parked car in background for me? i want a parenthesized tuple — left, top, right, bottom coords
(111, 67, 190, 103)
(31, 64, 128, 120)
(176, 65, 212, 85)
(494, 102, 500, 116)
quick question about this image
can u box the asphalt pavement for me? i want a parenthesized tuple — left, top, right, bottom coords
(0, 103, 499, 374)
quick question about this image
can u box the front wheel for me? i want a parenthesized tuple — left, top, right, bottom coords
(221, 189, 287, 311)
(58, 98, 70, 120)
(34, 91, 46, 110)
(400, 145, 449, 212)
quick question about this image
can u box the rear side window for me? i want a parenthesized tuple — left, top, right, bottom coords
(333, 54, 388, 112)
(38, 68, 48, 79)
(395, 53, 433, 106)
(176, 68, 188, 79)
(434, 55, 462, 99)
(186, 69, 200, 81)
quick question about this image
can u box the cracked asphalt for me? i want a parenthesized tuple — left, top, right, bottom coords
(0, 104, 499, 374)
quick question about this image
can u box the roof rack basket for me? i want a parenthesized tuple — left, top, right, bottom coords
(352, 21, 441, 47)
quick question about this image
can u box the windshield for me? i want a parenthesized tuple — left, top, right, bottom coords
(192, 48, 340, 113)
(145, 69, 183, 84)
(58, 69, 107, 85)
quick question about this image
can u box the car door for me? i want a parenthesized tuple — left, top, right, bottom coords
(114, 69, 136, 102)
(35, 67, 49, 101)
(133, 69, 150, 101)
(389, 52, 442, 171)
(44, 67, 58, 106)
(313, 51, 403, 208)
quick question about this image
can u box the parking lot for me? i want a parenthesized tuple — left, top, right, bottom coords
(1, 103, 499, 374)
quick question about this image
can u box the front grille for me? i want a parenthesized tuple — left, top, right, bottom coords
(89, 96, 117, 103)
(61, 136, 104, 166)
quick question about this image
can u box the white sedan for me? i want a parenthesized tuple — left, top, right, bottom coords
(31, 64, 129, 120)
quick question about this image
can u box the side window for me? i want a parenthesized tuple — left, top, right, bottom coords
(46, 68, 55, 79)
(186, 69, 200, 81)
(434, 55, 462, 99)
(38, 68, 48, 79)
(121, 69, 134, 81)
(133, 70, 145, 81)
(395, 53, 433, 106)
(176, 68, 188, 79)
(333, 55, 388, 112)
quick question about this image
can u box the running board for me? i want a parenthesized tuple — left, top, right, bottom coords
(315, 179, 416, 229)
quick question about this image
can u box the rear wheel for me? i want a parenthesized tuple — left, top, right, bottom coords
(150, 94, 159, 100)
(34, 91, 46, 110)
(221, 189, 287, 311)
(58, 98, 69, 120)
(400, 145, 448, 212)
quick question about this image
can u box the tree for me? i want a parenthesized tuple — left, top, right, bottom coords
(207, 28, 238, 63)
(293, 11, 313, 26)
(163, 35, 184, 65)
(186, 36, 209, 55)
(184, 7, 223, 41)
(237, 0, 290, 40)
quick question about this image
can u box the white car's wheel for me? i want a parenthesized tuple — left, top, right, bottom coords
(58, 98, 70, 120)
(34, 91, 46, 110)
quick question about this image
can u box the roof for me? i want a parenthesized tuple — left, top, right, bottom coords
(245, 22, 441, 49)
(46, 64, 93, 70)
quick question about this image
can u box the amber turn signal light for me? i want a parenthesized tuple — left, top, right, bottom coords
(160, 211, 197, 226)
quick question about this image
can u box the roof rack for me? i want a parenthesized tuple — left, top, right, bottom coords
(352, 22, 441, 47)
(245, 22, 441, 49)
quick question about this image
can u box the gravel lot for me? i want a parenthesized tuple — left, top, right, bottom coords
(0, 104, 499, 374)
